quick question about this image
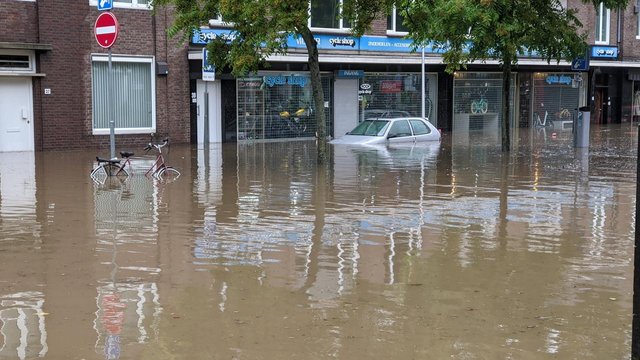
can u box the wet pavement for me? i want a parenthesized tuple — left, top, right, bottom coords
(0, 124, 637, 359)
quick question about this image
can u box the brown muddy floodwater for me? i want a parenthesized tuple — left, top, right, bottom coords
(0, 125, 637, 359)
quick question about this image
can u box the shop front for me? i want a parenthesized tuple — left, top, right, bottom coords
(236, 73, 332, 141)
(531, 72, 582, 131)
(452, 72, 515, 145)
(358, 72, 438, 124)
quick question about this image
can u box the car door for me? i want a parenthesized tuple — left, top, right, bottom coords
(386, 120, 414, 144)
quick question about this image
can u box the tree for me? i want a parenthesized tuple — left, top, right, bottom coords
(393, 0, 623, 152)
(153, 0, 391, 164)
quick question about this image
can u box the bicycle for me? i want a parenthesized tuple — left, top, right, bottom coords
(534, 110, 552, 127)
(471, 97, 488, 114)
(144, 138, 180, 180)
(90, 151, 135, 184)
(280, 107, 309, 137)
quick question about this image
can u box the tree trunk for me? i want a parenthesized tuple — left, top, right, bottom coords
(300, 27, 328, 164)
(501, 61, 512, 152)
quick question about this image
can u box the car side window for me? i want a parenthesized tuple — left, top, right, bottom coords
(410, 120, 431, 135)
(388, 120, 412, 138)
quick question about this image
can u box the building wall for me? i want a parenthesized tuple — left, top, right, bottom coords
(0, 1, 39, 43)
(1, 1, 190, 151)
(621, 4, 640, 59)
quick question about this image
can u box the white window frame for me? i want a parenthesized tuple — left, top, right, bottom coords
(387, 6, 408, 35)
(595, 3, 610, 45)
(88, 0, 151, 10)
(91, 55, 156, 135)
(309, 0, 351, 33)
(0, 49, 35, 74)
(208, 14, 224, 26)
(637, 11, 640, 39)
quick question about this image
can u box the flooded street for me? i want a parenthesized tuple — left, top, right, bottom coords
(0, 125, 637, 359)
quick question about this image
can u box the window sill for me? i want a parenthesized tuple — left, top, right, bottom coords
(309, 28, 352, 35)
(93, 128, 155, 136)
(386, 31, 409, 37)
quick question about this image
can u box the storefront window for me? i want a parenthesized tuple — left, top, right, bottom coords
(236, 73, 332, 141)
(452, 72, 515, 144)
(532, 73, 580, 130)
(358, 73, 438, 125)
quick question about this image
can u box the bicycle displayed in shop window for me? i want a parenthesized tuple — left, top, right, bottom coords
(279, 108, 310, 138)
(470, 97, 489, 114)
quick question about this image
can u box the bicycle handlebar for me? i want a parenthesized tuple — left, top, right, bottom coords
(144, 138, 169, 153)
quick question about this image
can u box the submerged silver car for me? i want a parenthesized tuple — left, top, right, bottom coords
(330, 117, 440, 145)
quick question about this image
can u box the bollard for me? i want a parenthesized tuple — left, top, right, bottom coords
(574, 106, 590, 148)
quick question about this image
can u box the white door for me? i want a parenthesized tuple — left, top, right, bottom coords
(0, 77, 34, 152)
(196, 80, 222, 145)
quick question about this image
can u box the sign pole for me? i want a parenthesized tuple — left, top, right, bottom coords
(94, 11, 119, 160)
(108, 48, 115, 159)
(633, 124, 640, 359)
(421, 45, 425, 119)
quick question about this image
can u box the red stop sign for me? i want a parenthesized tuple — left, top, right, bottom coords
(94, 12, 119, 48)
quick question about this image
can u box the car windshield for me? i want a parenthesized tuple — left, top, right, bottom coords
(348, 120, 390, 136)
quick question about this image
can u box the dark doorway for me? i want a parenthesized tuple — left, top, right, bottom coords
(594, 73, 610, 124)
(222, 80, 237, 142)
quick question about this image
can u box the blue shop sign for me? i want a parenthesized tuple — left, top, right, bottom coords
(591, 46, 618, 59)
(336, 70, 364, 78)
(192, 29, 537, 57)
(545, 74, 573, 85)
(192, 29, 441, 54)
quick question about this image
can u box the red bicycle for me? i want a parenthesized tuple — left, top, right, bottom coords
(144, 138, 180, 180)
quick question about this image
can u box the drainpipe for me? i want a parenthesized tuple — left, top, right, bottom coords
(617, 7, 622, 58)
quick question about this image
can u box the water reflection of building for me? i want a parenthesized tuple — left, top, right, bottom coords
(93, 176, 163, 359)
(0, 291, 47, 360)
(0, 152, 39, 243)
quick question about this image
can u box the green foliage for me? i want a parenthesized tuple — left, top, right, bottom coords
(401, 0, 596, 73)
(153, 0, 308, 75)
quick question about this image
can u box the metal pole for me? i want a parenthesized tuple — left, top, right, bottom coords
(633, 124, 640, 359)
(421, 46, 425, 119)
(108, 48, 116, 159)
(204, 81, 209, 147)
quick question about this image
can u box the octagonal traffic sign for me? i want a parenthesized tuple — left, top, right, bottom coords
(94, 12, 119, 48)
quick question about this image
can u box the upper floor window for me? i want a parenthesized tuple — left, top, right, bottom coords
(637, 12, 640, 38)
(310, 0, 351, 30)
(595, 3, 610, 44)
(387, 7, 409, 34)
(88, 0, 151, 10)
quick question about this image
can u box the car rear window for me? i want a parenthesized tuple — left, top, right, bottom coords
(410, 120, 431, 135)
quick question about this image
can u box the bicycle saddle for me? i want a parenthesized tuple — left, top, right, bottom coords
(96, 156, 120, 164)
(120, 151, 134, 158)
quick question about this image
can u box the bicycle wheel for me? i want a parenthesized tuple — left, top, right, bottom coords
(155, 166, 181, 181)
(480, 100, 488, 114)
